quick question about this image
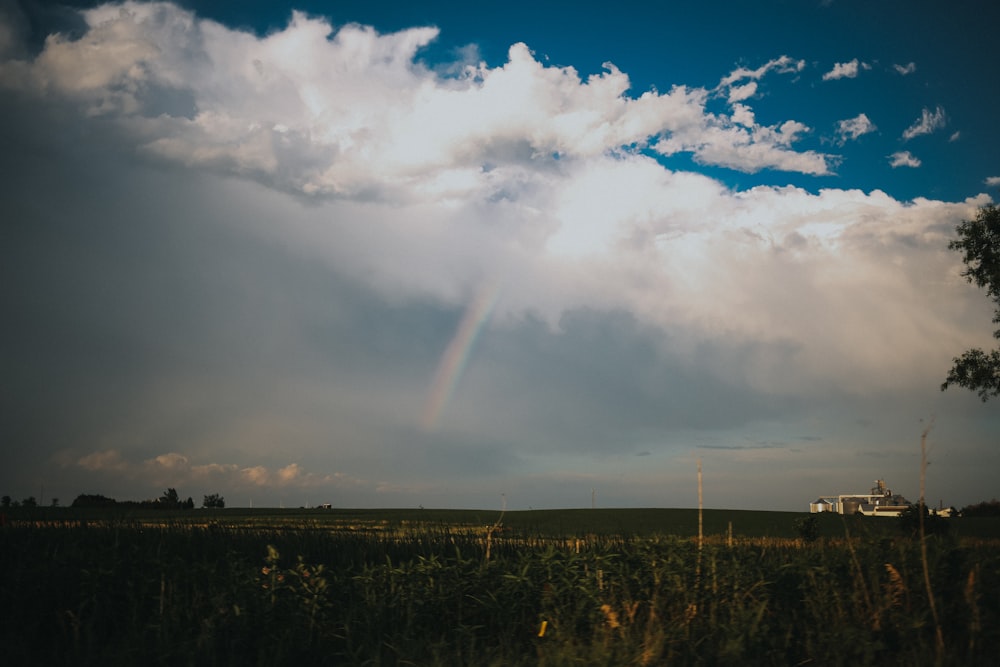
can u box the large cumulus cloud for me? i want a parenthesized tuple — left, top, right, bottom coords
(0, 1, 834, 197)
(1, 2, 995, 508)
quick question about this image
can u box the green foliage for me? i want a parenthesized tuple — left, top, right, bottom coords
(70, 491, 199, 510)
(21, 496, 37, 508)
(1, 513, 998, 665)
(203, 493, 225, 509)
(160, 488, 180, 507)
(897, 503, 951, 538)
(941, 348, 1000, 401)
(951, 204, 1000, 302)
(961, 499, 1000, 517)
(943, 203, 1000, 400)
(71, 493, 117, 508)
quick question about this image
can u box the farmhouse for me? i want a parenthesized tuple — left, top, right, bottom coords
(809, 479, 911, 517)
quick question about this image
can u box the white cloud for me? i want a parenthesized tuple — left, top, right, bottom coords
(718, 55, 804, 104)
(718, 55, 805, 87)
(652, 112, 830, 175)
(835, 113, 876, 143)
(257, 147, 985, 399)
(822, 59, 869, 80)
(71, 448, 352, 490)
(149, 453, 190, 471)
(730, 102, 756, 126)
(902, 106, 947, 141)
(77, 450, 129, 473)
(986, 176, 1000, 187)
(888, 151, 921, 168)
(7, 4, 973, 387)
(0, 6, 836, 199)
(727, 81, 757, 103)
(894, 62, 917, 75)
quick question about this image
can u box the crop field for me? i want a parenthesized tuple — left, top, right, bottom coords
(2, 507, 998, 665)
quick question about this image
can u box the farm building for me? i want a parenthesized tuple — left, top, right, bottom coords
(809, 479, 911, 517)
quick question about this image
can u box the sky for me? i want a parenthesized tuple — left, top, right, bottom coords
(1, 0, 998, 511)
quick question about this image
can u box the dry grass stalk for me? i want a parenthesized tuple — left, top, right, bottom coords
(696, 459, 703, 600)
(919, 419, 944, 664)
(600, 604, 621, 630)
(884, 563, 907, 609)
(964, 563, 981, 655)
(483, 493, 506, 563)
(841, 521, 874, 622)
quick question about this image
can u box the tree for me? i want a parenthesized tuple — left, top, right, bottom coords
(21, 496, 37, 508)
(898, 503, 950, 537)
(960, 499, 1000, 517)
(1, 496, 10, 508)
(160, 488, 180, 508)
(71, 493, 117, 508)
(202, 493, 225, 509)
(942, 203, 1000, 400)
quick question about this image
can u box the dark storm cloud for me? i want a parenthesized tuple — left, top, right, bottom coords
(0, 95, 447, 488)
(447, 307, 803, 455)
(0, 90, 803, 501)
(1, 0, 89, 58)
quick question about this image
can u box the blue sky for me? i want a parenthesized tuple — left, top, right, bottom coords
(1, 0, 998, 511)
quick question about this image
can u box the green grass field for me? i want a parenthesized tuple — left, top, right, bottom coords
(15, 504, 1000, 539)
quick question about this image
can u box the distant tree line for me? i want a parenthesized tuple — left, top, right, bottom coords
(2, 489, 226, 510)
(70, 489, 197, 509)
(897, 499, 1000, 522)
(959, 499, 1000, 517)
(0, 495, 48, 508)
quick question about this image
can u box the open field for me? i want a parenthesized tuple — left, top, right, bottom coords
(2, 507, 998, 665)
(13, 504, 1000, 539)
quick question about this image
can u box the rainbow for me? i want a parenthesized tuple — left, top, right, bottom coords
(421, 283, 500, 431)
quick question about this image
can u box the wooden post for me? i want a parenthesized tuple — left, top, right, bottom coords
(697, 459, 703, 551)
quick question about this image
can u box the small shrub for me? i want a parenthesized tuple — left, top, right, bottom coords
(795, 515, 820, 542)
(897, 503, 951, 537)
